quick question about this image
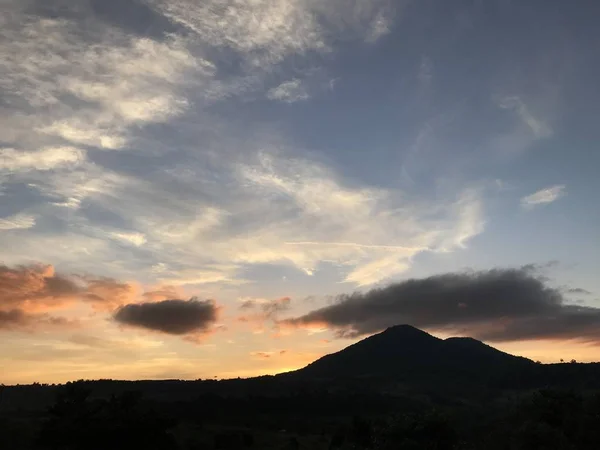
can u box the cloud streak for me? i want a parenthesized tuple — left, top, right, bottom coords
(282, 267, 600, 343)
(498, 96, 553, 140)
(267, 79, 309, 103)
(0, 213, 36, 230)
(521, 185, 566, 209)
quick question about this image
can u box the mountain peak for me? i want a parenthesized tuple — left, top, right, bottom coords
(383, 324, 430, 334)
(293, 325, 533, 380)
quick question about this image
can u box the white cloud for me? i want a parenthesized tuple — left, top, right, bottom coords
(365, 10, 392, 43)
(23, 162, 132, 212)
(267, 79, 309, 103)
(0, 146, 84, 172)
(440, 190, 486, 250)
(0, 144, 484, 286)
(521, 185, 566, 209)
(0, 213, 36, 230)
(150, 0, 326, 59)
(1, 15, 210, 152)
(147, 0, 394, 64)
(0, 0, 483, 289)
(110, 232, 147, 247)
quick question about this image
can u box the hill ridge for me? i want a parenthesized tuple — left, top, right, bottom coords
(292, 325, 533, 380)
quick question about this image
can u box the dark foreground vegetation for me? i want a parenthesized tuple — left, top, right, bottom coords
(3, 326, 600, 449)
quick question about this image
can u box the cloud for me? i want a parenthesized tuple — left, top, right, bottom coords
(239, 297, 291, 319)
(0, 308, 79, 332)
(110, 231, 147, 247)
(0, 10, 212, 155)
(147, 0, 394, 65)
(567, 288, 592, 295)
(67, 333, 164, 350)
(521, 185, 566, 209)
(0, 146, 85, 172)
(0, 213, 36, 230)
(238, 297, 292, 335)
(0, 1, 482, 290)
(231, 152, 485, 285)
(365, 9, 392, 43)
(1, 149, 485, 288)
(281, 267, 600, 343)
(250, 349, 288, 359)
(251, 351, 275, 359)
(498, 96, 553, 139)
(80, 276, 139, 311)
(148, 0, 326, 63)
(114, 298, 219, 335)
(0, 309, 30, 329)
(267, 79, 309, 103)
(0, 264, 136, 318)
(0, 264, 82, 312)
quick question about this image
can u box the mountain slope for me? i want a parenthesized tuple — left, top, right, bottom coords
(291, 325, 533, 382)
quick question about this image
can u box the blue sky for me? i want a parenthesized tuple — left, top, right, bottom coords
(1, 0, 599, 383)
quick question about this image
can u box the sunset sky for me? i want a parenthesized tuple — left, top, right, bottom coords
(1, 0, 599, 385)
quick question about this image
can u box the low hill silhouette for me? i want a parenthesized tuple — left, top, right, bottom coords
(3, 325, 600, 415)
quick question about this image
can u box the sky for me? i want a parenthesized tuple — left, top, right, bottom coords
(1, 0, 599, 384)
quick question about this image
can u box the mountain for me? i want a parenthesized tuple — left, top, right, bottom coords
(290, 325, 534, 384)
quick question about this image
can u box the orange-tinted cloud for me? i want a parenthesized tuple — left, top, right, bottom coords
(0, 308, 79, 331)
(142, 286, 185, 302)
(79, 275, 139, 311)
(250, 350, 288, 359)
(0, 263, 137, 331)
(251, 351, 274, 359)
(237, 297, 292, 332)
(0, 264, 79, 312)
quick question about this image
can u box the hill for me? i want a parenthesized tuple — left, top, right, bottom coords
(289, 325, 534, 386)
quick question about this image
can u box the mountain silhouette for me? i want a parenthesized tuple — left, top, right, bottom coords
(291, 325, 534, 383)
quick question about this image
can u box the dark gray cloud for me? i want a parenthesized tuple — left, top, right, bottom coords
(114, 298, 219, 335)
(282, 267, 600, 343)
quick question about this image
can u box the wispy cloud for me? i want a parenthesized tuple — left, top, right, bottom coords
(110, 231, 147, 247)
(521, 185, 566, 209)
(0, 0, 419, 289)
(365, 9, 393, 43)
(0, 146, 84, 172)
(147, 0, 395, 64)
(0, 213, 36, 230)
(267, 79, 309, 103)
(1, 145, 485, 287)
(498, 96, 553, 139)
